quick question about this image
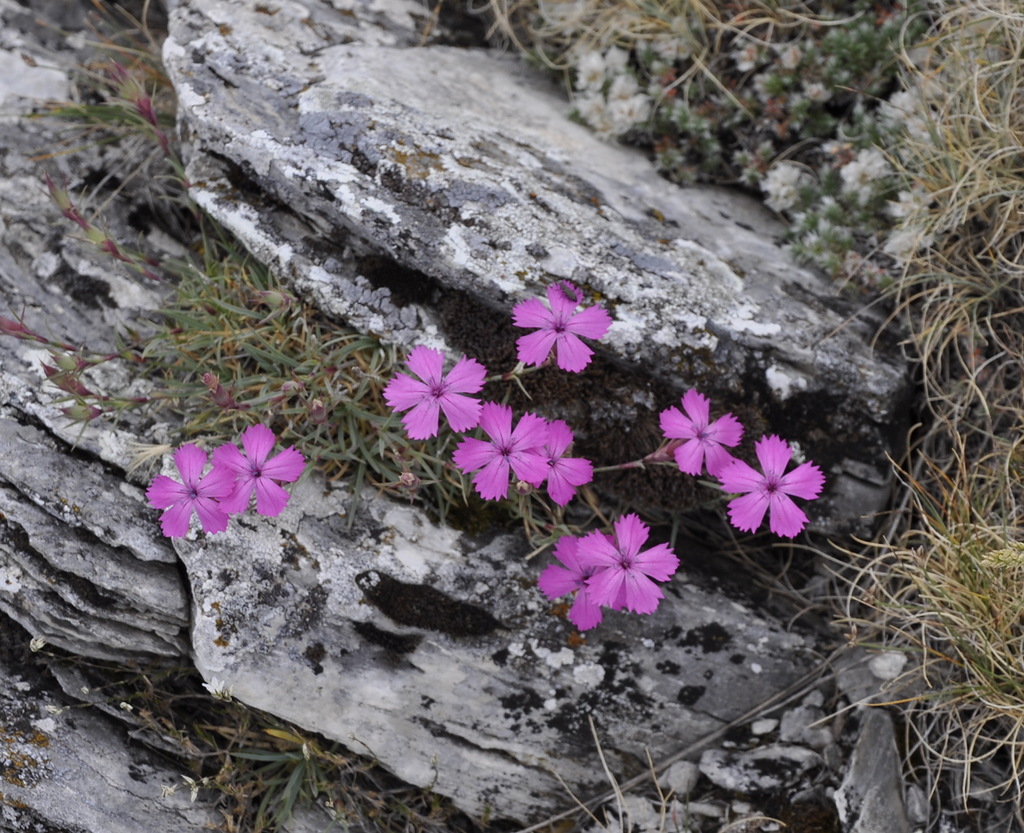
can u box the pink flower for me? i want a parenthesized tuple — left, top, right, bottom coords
(211, 424, 306, 517)
(718, 435, 825, 538)
(534, 419, 593, 506)
(659, 390, 743, 477)
(383, 346, 486, 439)
(537, 535, 606, 630)
(451, 402, 549, 500)
(146, 444, 236, 538)
(583, 514, 680, 615)
(512, 281, 612, 373)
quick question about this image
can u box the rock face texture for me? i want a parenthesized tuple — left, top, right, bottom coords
(0, 0, 917, 827)
(178, 480, 818, 820)
(162, 0, 910, 538)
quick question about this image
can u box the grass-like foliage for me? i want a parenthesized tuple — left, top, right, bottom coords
(839, 441, 1024, 824)
(832, 1, 1024, 827)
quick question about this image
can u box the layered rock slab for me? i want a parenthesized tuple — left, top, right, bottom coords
(179, 476, 819, 822)
(163, 0, 911, 537)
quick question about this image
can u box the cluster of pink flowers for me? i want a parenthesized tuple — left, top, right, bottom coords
(146, 424, 306, 538)
(382, 279, 826, 630)
(383, 280, 610, 508)
(538, 514, 680, 630)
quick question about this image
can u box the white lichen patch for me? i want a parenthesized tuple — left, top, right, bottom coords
(380, 503, 464, 579)
(572, 662, 606, 687)
(730, 302, 782, 337)
(765, 363, 808, 399)
(362, 195, 401, 224)
(442, 224, 473, 267)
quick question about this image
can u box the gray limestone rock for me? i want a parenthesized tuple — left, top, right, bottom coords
(179, 476, 818, 822)
(834, 708, 912, 833)
(0, 623, 220, 832)
(162, 0, 911, 538)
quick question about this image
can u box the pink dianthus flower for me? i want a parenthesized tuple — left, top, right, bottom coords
(146, 444, 235, 538)
(512, 281, 612, 373)
(659, 389, 743, 477)
(533, 419, 593, 506)
(451, 402, 549, 500)
(383, 346, 486, 439)
(718, 435, 825, 538)
(537, 535, 606, 631)
(583, 514, 679, 615)
(212, 424, 306, 517)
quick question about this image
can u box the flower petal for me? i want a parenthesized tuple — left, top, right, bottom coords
(159, 501, 194, 538)
(198, 463, 238, 501)
(633, 542, 679, 582)
(754, 435, 792, 477)
(438, 393, 482, 434)
(239, 424, 275, 466)
(621, 571, 664, 614)
(679, 390, 710, 427)
(613, 513, 649, 559)
(718, 459, 764, 493)
(146, 475, 187, 509)
(193, 496, 230, 534)
(727, 491, 769, 533)
(780, 462, 825, 499)
(211, 442, 247, 475)
(546, 457, 593, 505)
(585, 566, 625, 608)
(478, 402, 514, 444)
(672, 439, 706, 476)
(538, 564, 582, 598)
(544, 419, 575, 458)
(706, 412, 744, 448)
(401, 399, 442, 439)
(553, 333, 594, 373)
(767, 493, 810, 537)
(565, 304, 612, 339)
(511, 297, 553, 330)
(253, 477, 292, 517)
(383, 373, 430, 412)
(174, 444, 208, 488)
(404, 345, 444, 387)
(659, 405, 697, 440)
(472, 458, 512, 501)
(444, 356, 486, 394)
(703, 445, 738, 479)
(567, 589, 604, 630)
(261, 446, 306, 483)
(516, 329, 558, 367)
(452, 437, 496, 473)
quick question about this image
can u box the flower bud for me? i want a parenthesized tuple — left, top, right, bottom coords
(256, 289, 292, 310)
(51, 352, 80, 373)
(61, 403, 103, 422)
(514, 479, 534, 496)
(0, 316, 41, 342)
(203, 372, 237, 409)
(308, 398, 328, 425)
